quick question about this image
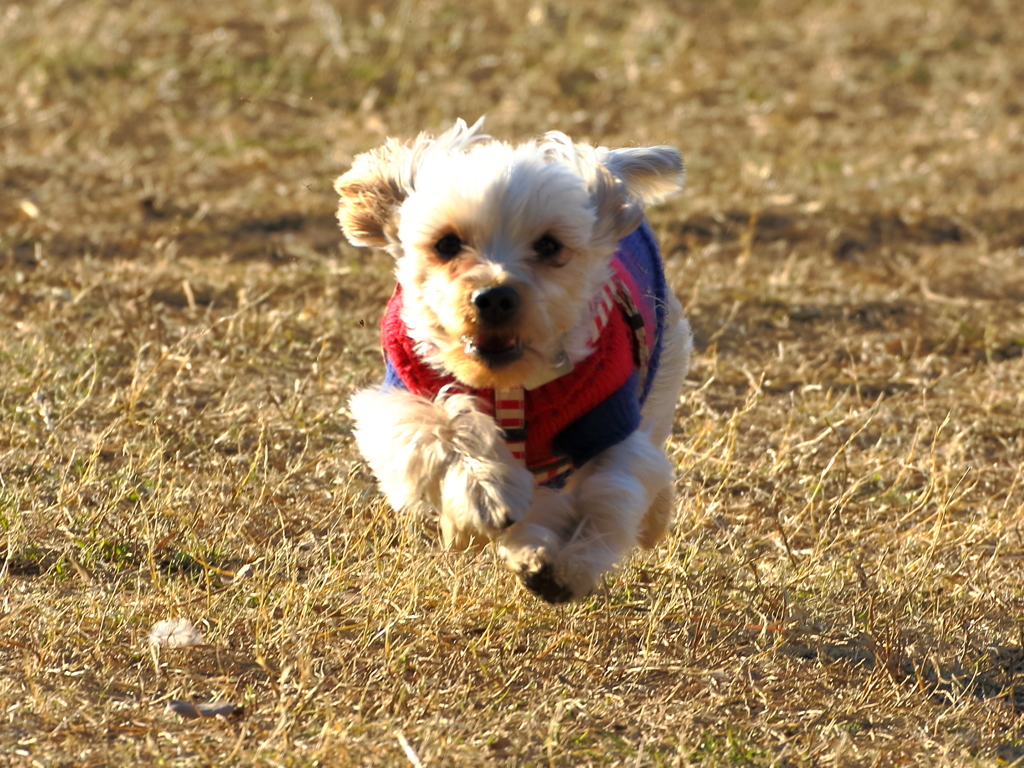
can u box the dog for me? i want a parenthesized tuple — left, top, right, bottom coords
(337, 118, 691, 603)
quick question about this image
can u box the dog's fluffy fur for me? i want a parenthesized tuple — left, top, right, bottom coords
(337, 118, 691, 602)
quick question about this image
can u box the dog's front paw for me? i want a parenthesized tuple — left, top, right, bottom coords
(522, 563, 575, 604)
(513, 552, 594, 604)
(434, 395, 533, 546)
(501, 540, 575, 604)
(440, 456, 532, 546)
(528, 555, 597, 603)
(498, 521, 591, 603)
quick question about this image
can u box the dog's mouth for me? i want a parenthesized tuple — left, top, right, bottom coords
(462, 333, 524, 369)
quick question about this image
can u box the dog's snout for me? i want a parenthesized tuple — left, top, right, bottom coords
(472, 285, 520, 326)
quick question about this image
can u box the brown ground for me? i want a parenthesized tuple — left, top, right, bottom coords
(2, 0, 1023, 765)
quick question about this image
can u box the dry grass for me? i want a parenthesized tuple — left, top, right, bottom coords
(2, 0, 1023, 765)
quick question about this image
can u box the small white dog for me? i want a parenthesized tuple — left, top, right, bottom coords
(337, 119, 691, 603)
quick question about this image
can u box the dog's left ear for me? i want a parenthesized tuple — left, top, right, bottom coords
(600, 146, 686, 206)
(335, 139, 411, 249)
(590, 163, 644, 244)
(590, 145, 685, 243)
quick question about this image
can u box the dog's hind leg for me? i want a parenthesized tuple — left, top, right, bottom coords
(637, 484, 674, 549)
(635, 307, 691, 549)
(642, 299, 692, 448)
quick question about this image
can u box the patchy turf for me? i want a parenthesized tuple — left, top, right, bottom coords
(2, 0, 1023, 765)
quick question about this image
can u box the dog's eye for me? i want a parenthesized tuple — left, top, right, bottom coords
(434, 233, 463, 261)
(533, 234, 563, 261)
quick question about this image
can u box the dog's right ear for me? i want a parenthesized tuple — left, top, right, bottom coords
(599, 146, 685, 205)
(335, 139, 411, 249)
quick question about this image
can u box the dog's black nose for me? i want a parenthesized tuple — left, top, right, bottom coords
(472, 285, 520, 326)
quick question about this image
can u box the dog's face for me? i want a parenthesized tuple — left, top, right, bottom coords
(336, 120, 684, 389)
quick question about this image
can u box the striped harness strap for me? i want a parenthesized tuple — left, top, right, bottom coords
(493, 388, 527, 463)
(494, 277, 648, 486)
(614, 282, 650, 385)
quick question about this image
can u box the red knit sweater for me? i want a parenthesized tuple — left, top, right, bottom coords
(381, 287, 637, 469)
